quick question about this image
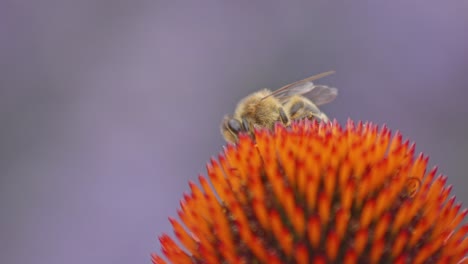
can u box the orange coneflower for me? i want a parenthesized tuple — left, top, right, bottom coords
(153, 120, 468, 264)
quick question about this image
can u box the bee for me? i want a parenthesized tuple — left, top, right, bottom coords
(221, 70, 338, 143)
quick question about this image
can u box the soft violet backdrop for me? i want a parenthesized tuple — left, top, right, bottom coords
(1, 1, 467, 263)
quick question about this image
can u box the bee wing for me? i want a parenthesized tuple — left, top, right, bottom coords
(273, 82, 338, 105)
(305, 85, 338, 106)
(262, 70, 336, 104)
(272, 81, 317, 98)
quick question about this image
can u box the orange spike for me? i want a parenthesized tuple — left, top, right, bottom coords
(392, 231, 409, 257)
(375, 187, 391, 217)
(198, 175, 216, 201)
(169, 218, 198, 255)
(339, 158, 352, 187)
(326, 231, 339, 261)
(318, 192, 331, 226)
(177, 209, 212, 250)
(271, 172, 286, 203)
(453, 239, 468, 260)
(335, 208, 350, 240)
(215, 229, 236, 262)
(282, 188, 295, 227)
(252, 198, 270, 230)
(188, 181, 209, 215)
(350, 148, 366, 178)
(247, 176, 265, 205)
(357, 174, 371, 205)
(296, 159, 307, 196)
(151, 254, 167, 264)
(279, 227, 293, 256)
(394, 255, 408, 264)
(295, 243, 309, 264)
(409, 153, 428, 181)
(370, 239, 384, 263)
(231, 203, 252, 242)
(306, 174, 319, 211)
(436, 256, 451, 264)
(409, 218, 430, 246)
(245, 236, 268, 263)
(277, 145, 295, 186)
(360, 199, 375, 228)
(448, 205, 466, 231)
(392, 201, 411, 234)
(324, 166, 337, 198)
(308, 215, 321, 248)
(211, 207, 235, 257)
(207, 158, 230, 201)
(344, 249, 358, 264)
(447, 225, 468, 247)
(414, 244, 433, 264)
(292, 206, 306, 236)
(270, 210, 292, 256)
(216, 242, 237, 263)
(159, 235, 193, 263)
(354, 229, 368, 256)
(267, 251, 283, 264)
(197, 243, 219, 264)
(425, 176, 445, 205)
(374, 213, 391, 241)
(312, 255, 327, 264)
(341, 180, 355, 211)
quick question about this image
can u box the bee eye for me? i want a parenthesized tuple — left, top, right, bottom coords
(228, 119, 242, 134)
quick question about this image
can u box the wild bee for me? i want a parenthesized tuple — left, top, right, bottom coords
(221, 71, 338, 143)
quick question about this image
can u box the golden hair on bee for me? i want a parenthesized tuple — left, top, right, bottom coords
(221, 89, 287, 143)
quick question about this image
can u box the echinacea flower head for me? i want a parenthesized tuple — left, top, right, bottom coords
(153, 120, 468, 264)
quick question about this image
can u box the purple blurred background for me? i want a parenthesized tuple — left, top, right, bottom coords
(1, 1, 467, 263)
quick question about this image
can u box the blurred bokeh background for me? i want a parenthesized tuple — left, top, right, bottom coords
(1, 1, 467, 263)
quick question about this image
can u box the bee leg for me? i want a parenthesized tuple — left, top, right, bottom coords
(289, 101, 304, 117)
(278, 107, 289, 125)
(241, 117, 259, 142)
(305, 104, 321, 118)
(221, 116, 243, 143)
(290, 101, 323, 121)
(241, 117, 250, 132)
(318, 112, 329, 122)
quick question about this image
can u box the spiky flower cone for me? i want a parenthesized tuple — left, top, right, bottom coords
(153, 120, 468, 264)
